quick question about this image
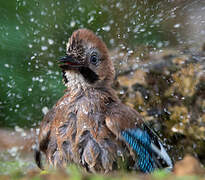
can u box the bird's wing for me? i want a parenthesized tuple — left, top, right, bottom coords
(35, 107, 56, 169)
(105, 102, 173, 173)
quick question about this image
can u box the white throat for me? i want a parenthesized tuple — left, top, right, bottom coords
(64, 70, 88, 93)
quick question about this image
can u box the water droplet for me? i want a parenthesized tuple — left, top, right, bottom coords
(30, 18, 34, 22)
(39, 78, 43, 83)
(48, 39, 54, 45)
(28, 44, 33, 48)
(36, 128, 40, 135)
(41, 86, 46, 91)
(41, 36, 45, 41)
(30, 55, 35, 60)
(157, 42, 163, 48)
(119, 90, 124, 95)
(41, 46, 48, 51)
(15, 126, 23, 133)
(8, 147, 18, 157)
(70, 20, 76, 27)
(102, 25, 110, 32)
(88, 16, 94, 24)
(109, 39, 114, 45)
(174, 23, 181, 28)
(48, 61, 53, 67)
(128, 50, 133, 54)
(144, 95, 148, 99)
(140, 28, 145, 32)
(4, 64, 9, 68)
(42, 106, 49, 115)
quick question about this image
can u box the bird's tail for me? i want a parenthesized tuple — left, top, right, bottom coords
(34, 146, 44, 170)
(121, 128, 173, 173)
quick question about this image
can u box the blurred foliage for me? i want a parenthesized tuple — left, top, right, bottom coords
(0, 160, 29, 175)
(0, 0, 198, 127)
(0, 161, 205, 180)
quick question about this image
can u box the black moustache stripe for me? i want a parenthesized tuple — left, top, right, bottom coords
(79, 67, 99, 84)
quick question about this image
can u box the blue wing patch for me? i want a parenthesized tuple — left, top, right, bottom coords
(121, 129, 155, 173)
(121, 128, 172, 173)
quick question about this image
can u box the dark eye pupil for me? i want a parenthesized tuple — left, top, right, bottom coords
(91, 55, 98, 64)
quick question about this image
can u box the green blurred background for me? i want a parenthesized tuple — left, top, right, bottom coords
(0, 0, 204, 128)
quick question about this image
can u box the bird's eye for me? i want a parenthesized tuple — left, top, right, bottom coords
(90, 54, 99, 65)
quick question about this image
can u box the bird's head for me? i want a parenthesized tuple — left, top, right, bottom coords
(59, 29, 115, 87)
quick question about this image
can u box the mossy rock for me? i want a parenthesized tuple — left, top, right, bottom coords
(113, 48, 205, 164)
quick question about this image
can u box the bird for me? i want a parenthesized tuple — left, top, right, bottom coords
(35, 28, 173, 173)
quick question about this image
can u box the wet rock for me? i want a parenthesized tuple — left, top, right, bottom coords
(113, 48, 205, 164)
(174, 155, 205, 176)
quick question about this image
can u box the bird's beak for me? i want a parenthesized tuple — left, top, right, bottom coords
(58, 55, 84, 69)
